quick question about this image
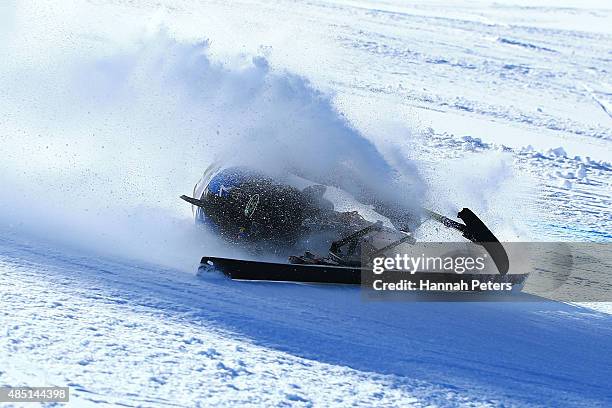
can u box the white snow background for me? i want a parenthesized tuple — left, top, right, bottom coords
(0, 0, 611, 407)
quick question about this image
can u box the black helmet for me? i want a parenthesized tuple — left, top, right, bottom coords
(197, 167, 306, 243)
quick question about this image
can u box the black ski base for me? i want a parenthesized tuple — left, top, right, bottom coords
(201, 256, 361, 284)
(199, 256, 529, 288)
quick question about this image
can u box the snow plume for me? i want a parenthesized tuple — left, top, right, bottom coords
(421, 150, 534, 241)
(0, 3, 424, 270)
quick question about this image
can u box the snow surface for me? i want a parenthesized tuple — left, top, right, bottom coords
(1, 0, 611, 407)
(2, 236, 612, 407)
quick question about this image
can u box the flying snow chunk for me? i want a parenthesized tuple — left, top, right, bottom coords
(548, 147, 567, 158)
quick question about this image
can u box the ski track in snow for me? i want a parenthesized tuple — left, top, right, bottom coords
(1, 0, 612, 407)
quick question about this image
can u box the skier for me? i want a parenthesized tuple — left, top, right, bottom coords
(181, 163, 509, 275)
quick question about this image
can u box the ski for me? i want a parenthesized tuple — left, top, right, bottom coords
(200, 256, 529, 289)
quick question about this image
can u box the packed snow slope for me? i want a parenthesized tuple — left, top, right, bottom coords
(2, 236, 612, 407)
(1, 0, 611, 407)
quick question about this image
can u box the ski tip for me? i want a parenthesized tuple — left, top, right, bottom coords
(180, 195, 206, 208)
